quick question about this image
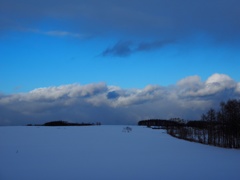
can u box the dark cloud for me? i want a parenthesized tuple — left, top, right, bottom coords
(102, 41, 133, 57)
(0, 0, 239, 43)
(136, 40, 174, 52)
(0, 74, 239, 126)
(101, 40, 173, 57)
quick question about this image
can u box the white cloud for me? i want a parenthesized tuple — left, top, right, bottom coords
(177, 75, 202, 87)
(26, 82, 108, 101)
(235, 83, 240, 94)
(197, 74, 235, 96)
(177, 73, 237, 97)
(0, 74, 239, 125)
(206, 73, 232, 84)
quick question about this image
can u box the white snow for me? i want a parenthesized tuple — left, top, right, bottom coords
(0, 126, 240, 180)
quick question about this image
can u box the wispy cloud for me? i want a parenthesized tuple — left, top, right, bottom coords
(43, 30, 84, 38)
(20, 28, 87, 39)
(101, 41, 133, 57)
(1, 74, 239, 125)
(101, 40, 173, 57)
(136, 40, 174, 51)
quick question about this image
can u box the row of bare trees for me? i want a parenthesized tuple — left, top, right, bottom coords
(167, 99, 240, 148)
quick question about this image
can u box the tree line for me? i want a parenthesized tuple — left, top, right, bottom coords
(138, 119, 183, 128)
(27, 120, 101, 126)
(138, 99, 240, 149)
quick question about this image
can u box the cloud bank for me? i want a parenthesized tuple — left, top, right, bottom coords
(0, 74, 239, 125)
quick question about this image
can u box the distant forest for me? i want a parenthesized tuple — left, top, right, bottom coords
(139, 99, 240, 149)
(27, 120, 101, 126)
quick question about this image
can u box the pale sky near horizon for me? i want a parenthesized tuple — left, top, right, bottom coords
(0, 0, 240, 125)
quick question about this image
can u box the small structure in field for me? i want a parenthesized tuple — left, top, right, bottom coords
(122, 126, 132, 133)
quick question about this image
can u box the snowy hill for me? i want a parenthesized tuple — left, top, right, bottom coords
(0, 126, 239, 180)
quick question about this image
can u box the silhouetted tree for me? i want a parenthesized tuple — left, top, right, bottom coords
(138, 99, 240, 148)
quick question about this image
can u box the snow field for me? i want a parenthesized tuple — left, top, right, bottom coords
(0, 126, 240, 180)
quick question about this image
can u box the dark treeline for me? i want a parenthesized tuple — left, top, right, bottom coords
(138, 119, 183, 129)
(27, 120, 101, 126)
(138, 99, 240, 149)
(43, 120, 94, 126)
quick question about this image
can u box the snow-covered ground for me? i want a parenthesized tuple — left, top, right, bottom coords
(0, 126, 239, 180)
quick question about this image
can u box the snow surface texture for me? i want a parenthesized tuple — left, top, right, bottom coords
(0, 126, 239, 180)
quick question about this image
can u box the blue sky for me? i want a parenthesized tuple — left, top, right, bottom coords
(0, 0, 240, 125)
(1, 30, 239, 93)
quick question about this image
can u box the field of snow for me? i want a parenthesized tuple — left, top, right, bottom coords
(0, 125, 240, 180)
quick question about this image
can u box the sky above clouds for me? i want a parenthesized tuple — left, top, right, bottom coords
(0, 0, 240, 125)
